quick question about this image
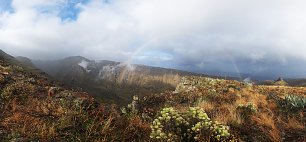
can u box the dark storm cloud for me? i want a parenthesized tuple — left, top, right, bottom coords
(0, 0, 306, 78)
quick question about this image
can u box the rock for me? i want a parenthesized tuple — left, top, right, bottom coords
(1, 72, 9, 75)
(28, 78, 36, 83)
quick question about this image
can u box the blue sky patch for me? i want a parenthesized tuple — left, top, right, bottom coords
(33, 0, 91, 21)
(0, 0, 110, 21)
(0, 0, 14, 13)
(57, 0, 90, 21)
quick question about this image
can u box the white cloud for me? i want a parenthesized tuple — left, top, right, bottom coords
(1, 0, 306, 77)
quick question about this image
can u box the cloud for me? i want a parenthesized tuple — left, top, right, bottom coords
(0, 0, 306, 78)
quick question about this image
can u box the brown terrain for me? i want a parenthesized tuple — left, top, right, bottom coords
(0, 50, 305, 141)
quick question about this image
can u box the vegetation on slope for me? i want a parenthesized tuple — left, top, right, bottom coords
(0, 52, 305, 141)
(31, 57, 186, 105)
(125, 76, 305, 141)
(0, 57, 150, 141)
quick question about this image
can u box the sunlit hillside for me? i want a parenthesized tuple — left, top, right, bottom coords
(123, 76, 305, 141)
(1, 52, 305, 141)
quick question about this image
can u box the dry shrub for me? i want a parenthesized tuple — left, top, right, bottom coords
(250, 113, 281, 142)
(281, 117, 306, 141)
(283, 118, 304, 130)
(36, 123, 56, 139)
(123, 116, 151, 141)
(266, 100, 278, 112)
(209, 93, 239, 104)
(225, 108, 243, 127)
(11, 98, 18, 112)
(210, 104, 233, 124)
(1, 112, 56, 140)
(197, 101, 214, 113)
(239, 89, 268, 108)
(197, 101, 243, 127)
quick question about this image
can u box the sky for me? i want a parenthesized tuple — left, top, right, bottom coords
(0, 0, 306, 79)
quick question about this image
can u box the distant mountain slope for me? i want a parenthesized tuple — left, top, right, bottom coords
(31, 56, 201, 104)
(256, 78, 306, 87)
(15, 56, 36, 68)
(0, 50, 51, 79)
(285, 78, 306, 87)
(0, 50, 23, 66)
(0, 50, 150, 141)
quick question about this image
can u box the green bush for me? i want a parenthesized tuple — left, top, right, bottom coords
(150, 107, 234, 142)
(281, 95, 306, 112)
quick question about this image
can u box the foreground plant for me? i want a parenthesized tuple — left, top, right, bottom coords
(236, 102, 257, 118)
(281, 95, 306, 112)
(150, 107, 235, 142)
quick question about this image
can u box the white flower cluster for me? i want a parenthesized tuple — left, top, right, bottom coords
(150, 107, 187, 141)
(188, 107, 230, 141)
(150, 107, 232, 141)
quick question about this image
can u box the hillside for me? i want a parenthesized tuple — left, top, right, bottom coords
(15, 56, 36, 69)
(0, 50, 305, 141)
(0, 50, 36, 72)
(285, 79, 306, 87)
(31, 57, 200, 104)
(256, 78, 306, 87)
(129, 76, 306, 141)
(0, 52, 150, 141)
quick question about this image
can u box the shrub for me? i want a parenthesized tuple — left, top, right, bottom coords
(237, 103, 257, 118)
(281, 95, 306, 112)
(0, 82, 35, 102)
(150, 107, 234, 142)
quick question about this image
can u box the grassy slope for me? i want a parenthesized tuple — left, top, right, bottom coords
(0, 56, 150, 141)
(132, 76, 305, 141)
(0, 51, 305, 141)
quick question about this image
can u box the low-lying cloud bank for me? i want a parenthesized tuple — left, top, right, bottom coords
(1, 0, 306, 78)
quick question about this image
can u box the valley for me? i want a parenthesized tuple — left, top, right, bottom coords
(29, 56, 201, 104)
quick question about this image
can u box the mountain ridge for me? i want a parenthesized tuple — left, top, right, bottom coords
(0, 49, 152, 141)
(30, 56, 205, 104)
(15, 55, 306, 104)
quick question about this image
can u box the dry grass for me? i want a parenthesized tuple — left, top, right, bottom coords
(1, 57, 305, 142)
(210, 104, 232, 124)
(198, 101, 214, 112)
(237, 89, 268, 108)
(123, 116, 151, 141)
(250, 113, 281, 142)
(159, 76, 306, 141)
(283, 117, 305, 130)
